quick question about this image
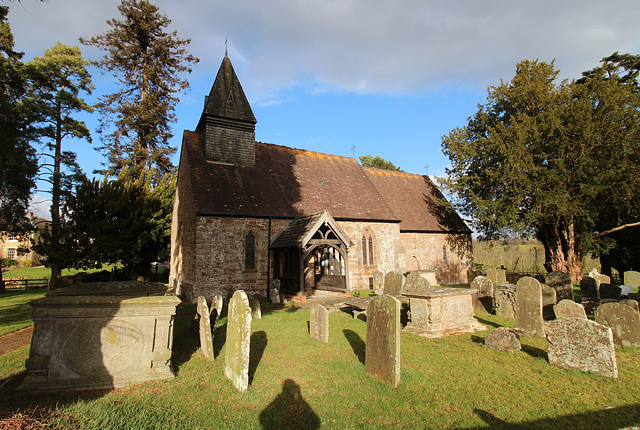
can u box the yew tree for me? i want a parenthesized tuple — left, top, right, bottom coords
(359, 154, 404, 171)
(441, 58, 640, 281)
(81, 0, 198, 183)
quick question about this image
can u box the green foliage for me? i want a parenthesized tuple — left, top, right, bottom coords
(441, 57, 640, 278)
(359, 154, 404, 171)
(81, 0, 199, 183)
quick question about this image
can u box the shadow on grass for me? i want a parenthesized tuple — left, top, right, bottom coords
(213, 323, 227, 359)
(520, 342, 547, 360)
(259, 378, 320, 430)
(462, 405, 640, 430)
(171, 313, 200, 372)
(343, 329, 365, 365)
(249, 331, 267, 385)
(470, 335, 485, 346)
(474, 314, 504, 329)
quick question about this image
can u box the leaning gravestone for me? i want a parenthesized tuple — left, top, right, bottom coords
(373, 271, 384, 295)
(595, 302, 640, 347)
(542, 284, 557, 320)
(544, 272, 574, 301)
(225, 290, 252, 392)
(624, 271, 640, 289)
(249, 294, 262, 319)
(404, 271, 430, 294)
(545, 318, 618, 378)
(365, 295, 401, 387)
(599, 284, 622, 301)
(384, 272, 405, 296)
(310, 304, 329, 343)
(494, 285, 517, 318)
(269, 279, 281, 304)
(197, 296, 215, 360)
(554, 299, 587, 319)
(484, 327, 521, 352)
(579, 276, 600, 302)
(471, 276, 494, 314)
(514, 277, 545, 337)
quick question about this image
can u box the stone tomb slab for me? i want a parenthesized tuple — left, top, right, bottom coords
(310, 304, 329, 343)
(365, 295, 401, 387)
(514, 277, 545, 337)
(595, 302, 640, 347)
(554, 299, 587, 319)
(545, 318, 618, 378)
(403, 288, 485, 337)
(225, 290, 252, 392)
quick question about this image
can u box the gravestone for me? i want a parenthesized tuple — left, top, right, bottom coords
(197, 296, 215, 360)
(211, 294, 223, 330)
(467, 268, 483, 284)
(621, 299, 640, 313)
(595, 274, 611, 287)
(579, 276, 600, 302)
(544, 272, 574, 301)
(484, 327, 521, 352)
(506, 273, 526, 285)
(404, 271, 430, 294)
(269, 280, 281, 304)
(485, 268, 498, 285)
(373, 271, 384, 295)
(365, 295, 401, 387)
(620, 285, 634, 296)
(554, 299, 587, 319)
(514, 277, 545, 336)
(599, 284, 622, 300)
(494, 285, 517, 318)
(249, 294, 262, 319)
(624, 271, 640, 288)
(486, 268, 506, 285)
(471, 275, 494, 314)
(595, 302, 640, 347)
(225, 290, 252, 392)
(384, 272, 405, 296)
(545, 318, 618, 378)
(309, 304, 329, 343)
(542, 284, 557, 320)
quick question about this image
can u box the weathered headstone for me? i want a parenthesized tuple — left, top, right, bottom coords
(365, 295, 401, 387)
(471, 275, 494, 314)
(309, 304, 329, 343)
(383, 271, 405, 296)
(579, 276, 600, 302)
(542, 284, 557, 320)
(620, 299, 640, 313)
(544, 271, 574, 301)
(506, 273, 526, 285)
(404, 271, 430, 294)
(467, 268, 483, 284)
(484, 327, 521, 352)
(595, 302, 640, 347)
(269, 279, 281, 304)
(197, 296, 215, 360)
(553, 299, 587, 319)
(225, 290, 252, 392)
(595, 274, 611, 287)
(494, 285, 517, 318)
(588, 268, 600, 280)
(624, 271, 640, 288)
(211, 294, 223, 329)
(485, 268, 498, 285)
(599, 284, 622, 300)
(496, 269, 507, 286)
(514, 277, 545, 336)
(373, 271, 384, 295)
(545, 318, 618, 378)
(249, 294, 262, 319)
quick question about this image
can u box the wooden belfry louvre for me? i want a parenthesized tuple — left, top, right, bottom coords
(270, 211, 354, 295)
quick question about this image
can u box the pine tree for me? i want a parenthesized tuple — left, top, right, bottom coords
(81, 0, 199, 183)
(26, 42, 93, 289)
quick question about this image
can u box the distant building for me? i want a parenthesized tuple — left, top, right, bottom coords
(0, 214, 50, 265)
(169, 56, 472, 302)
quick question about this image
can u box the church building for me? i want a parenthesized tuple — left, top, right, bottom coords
(169, 56, 472, 303)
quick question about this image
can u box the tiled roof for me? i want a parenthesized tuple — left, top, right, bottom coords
(270, 210, 353, 248)
(182, 131, 469, 233)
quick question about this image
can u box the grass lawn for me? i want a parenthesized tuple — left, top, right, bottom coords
(1, 295, 640, 429)
(0, 288, 47, 336)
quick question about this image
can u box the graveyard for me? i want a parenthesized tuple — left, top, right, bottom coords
(2, 282, 640, 429)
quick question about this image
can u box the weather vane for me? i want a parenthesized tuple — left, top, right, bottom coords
(351, 145, 356, 158)
(425, 163, 429, 176)
(225, 38, 228, 57)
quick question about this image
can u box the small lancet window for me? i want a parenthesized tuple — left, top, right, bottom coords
(362, 229, 375, 266)
(245, 232, 256, 271)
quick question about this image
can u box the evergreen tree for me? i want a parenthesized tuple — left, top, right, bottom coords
(0, 6, 38, 290)
(359, 154, 404, 171)
(81, 0, 198, 183)
(441, 58, 640, 281)
(26, 42, 93, 289)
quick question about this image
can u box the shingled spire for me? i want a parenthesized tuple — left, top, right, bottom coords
(197, 55, 257, 167)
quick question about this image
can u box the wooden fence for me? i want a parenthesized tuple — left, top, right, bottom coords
(2, 277, 49, 290)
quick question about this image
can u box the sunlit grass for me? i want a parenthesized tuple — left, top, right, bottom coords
(0, 288, 47, 336)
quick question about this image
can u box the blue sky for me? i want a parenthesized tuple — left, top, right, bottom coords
(6, 0, 640, 218)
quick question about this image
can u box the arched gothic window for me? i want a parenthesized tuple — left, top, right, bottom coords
(245, 232, 256, 271)
(362, 228, 375, 266)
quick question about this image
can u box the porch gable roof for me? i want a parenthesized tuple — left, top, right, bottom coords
(270, 210, 353, 249)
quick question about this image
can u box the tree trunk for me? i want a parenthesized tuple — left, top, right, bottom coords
(537, 217, 583, 282)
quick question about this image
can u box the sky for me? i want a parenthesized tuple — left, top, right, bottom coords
(6, 0, 640, 219)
